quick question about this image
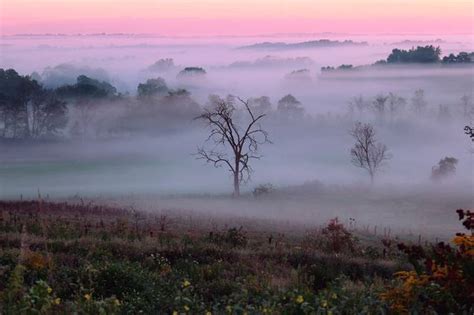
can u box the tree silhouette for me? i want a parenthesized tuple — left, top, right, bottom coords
(196, 96, 271, 197)
(465, 126, 474, 141)
(350, 122, 391, 184)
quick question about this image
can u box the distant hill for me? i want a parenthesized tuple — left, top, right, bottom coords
(389, 39, 445, 46)
(226, 55, 314, 69)
(238, 39, 368, 50)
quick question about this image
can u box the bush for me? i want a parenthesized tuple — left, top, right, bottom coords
(305, 217, 358, 254)
(381, 209, 474, 313)
(253, 183, 274, 197)
(208, 227, 248, 248)
(431, 156, 458, 181)
(93, 261, 161, 313)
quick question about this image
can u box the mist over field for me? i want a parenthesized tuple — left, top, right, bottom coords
(1, 0, 474, 312)
(0, 33, 473, 238)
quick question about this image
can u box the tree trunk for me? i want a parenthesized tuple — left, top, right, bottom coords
(24, 102, 30, 138)
(369, 171, 375, 185)
(233, 172, 240, 197)
(233, 159, 240, 197)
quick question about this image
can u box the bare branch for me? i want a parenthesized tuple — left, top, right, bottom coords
(350, 122, 391, 183)
(195, 147, 235, 173)
(195, 95, 271, 196)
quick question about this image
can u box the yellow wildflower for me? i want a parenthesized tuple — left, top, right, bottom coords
(114, 299, 121, 306)
(84, 293, 92, 301)
(226, 305, 232, 313)
(295, 295, 304, 304)
(184, 305, 190, 312)
(172, 311, 178, 315)
(453, 234, 474, 248)
(206, 312, 212, 315)
(53, 298, 61, 305)
(47, 287, 52, 294)
(321, 300, 328, 308)
(182, 279, 191, 288)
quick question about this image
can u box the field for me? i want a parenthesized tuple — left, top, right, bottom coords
(1, 0, 474, 313)
(0, 200, 472, 314)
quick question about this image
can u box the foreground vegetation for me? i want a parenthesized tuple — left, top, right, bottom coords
(0, 200, 472, 314)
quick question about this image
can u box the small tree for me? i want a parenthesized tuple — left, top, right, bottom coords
(460, 94, 473, 118)
(177, 67, 206, 78)
(411, 89, 427, 115)
(30, 90, 68, 138)
(431, 157, 458, 181)
(387, 92, 406, 123)
(465, 126, 474, 141)
(373, 94, 388, 122)
(277, 94, 304, 119)
(196, 96, 271, 197)
(350, 122, 391, 184)
(248, 96, 272, 116)
(137, 78, 168, 100)
(349, 95, 368, 114)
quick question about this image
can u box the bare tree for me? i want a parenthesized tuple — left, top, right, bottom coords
(373, 94, 388, 123)
(349, 95, 368, 115)
(387, 92, 406, 123)
(195, 96, 271, 197)
(460, 94, 473, 118)
(350, 122, 391, 184)
(411, 89, 427, 115)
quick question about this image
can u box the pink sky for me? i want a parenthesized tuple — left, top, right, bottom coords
(1, 0, 473, 36)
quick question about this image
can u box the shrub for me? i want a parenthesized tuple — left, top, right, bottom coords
(381, 209, 474, 313)
(305, 217, 358, 254)
(208, 227, 248, 248)
(253, 183, 275, 197)
(431, 156, 458, 181)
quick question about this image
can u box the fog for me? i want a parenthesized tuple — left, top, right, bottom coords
(1, 33, 473, 239)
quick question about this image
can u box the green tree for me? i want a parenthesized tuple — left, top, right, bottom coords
(387, 46, 441, 63)
(137, 78, 168, 100)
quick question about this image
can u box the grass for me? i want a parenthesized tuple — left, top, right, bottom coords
(0, 200, 471, 314)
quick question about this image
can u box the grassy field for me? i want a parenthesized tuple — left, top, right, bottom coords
(0, 200, 472, 314)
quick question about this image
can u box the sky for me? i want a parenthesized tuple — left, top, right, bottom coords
(1, 0, 473, 36)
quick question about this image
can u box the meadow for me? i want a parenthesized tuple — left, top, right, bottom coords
(0, 199, 472, 314)
(1, 33, 473, 314)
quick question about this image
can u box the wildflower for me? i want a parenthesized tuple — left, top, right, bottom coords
(453, 234, 474, 247)
(182, 279, 191, 288)
(172, 311, 178, 315)
(84, 293, 92, 301)
(331, 293, 337, 299)
(53, 298, 61, 305)
(226, 305, 232, 313)
(47, 287, 52, 294)
(328, 311, 333, 315)
(114, 299, 121, 306)
(295, 295, 304, 304)
(321, 300, 328, 308)
(206, 312, 212, 315)
(184, 305, 190, 312)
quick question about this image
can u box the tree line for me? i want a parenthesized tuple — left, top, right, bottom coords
(0, 69, 67, 139)
(196, 96, 466, 196)
(322, 46, 474, 71)
(0, 68, 310, 140)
